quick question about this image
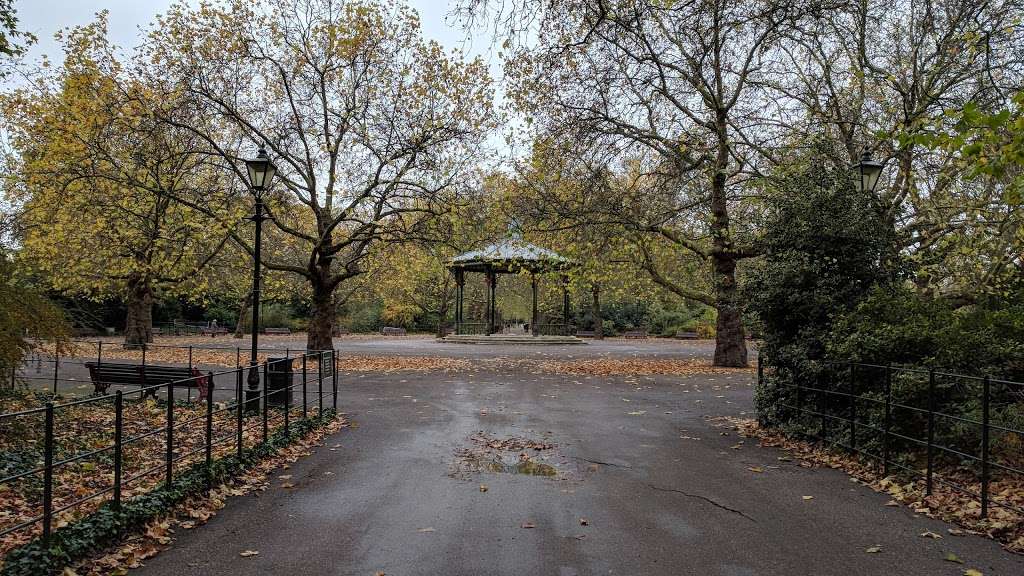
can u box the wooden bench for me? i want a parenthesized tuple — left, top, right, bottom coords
(623, 330, 648, 339)
(674, 331, 699, 340)
(576, 330, 596, 338)
(381, 327, 407, 336)
(333, 326, 351, 336)
(263, 327, 291, 335)
(85, 362, 209, 398)
(201, 326, 229, 336)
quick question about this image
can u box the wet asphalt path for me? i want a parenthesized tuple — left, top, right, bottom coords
(130, 351, 1024, 576)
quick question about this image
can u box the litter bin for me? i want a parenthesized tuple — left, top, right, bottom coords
(266, 357, 293, 407)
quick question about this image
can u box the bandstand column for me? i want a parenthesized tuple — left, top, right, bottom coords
(486, 268, 497, 335)
(531, 273, 539, 337)
(562, 275, 570, 331)
(454, 268, 464, 335)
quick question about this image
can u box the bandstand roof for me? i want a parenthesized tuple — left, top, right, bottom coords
(450, 238, 573, 273)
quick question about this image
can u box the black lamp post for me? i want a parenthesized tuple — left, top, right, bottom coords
(244, 147, 277, 412)
(852, 148, 885, 194)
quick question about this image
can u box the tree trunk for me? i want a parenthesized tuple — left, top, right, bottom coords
(592, 283, 603, 340)
(234, 292, 252, 339)
(711, 253, 747, 367)
(124, 277, 154, 349)
(307, 278, 334, 351)
(436, 297, 450, 339)
(709, 112, 747, 367)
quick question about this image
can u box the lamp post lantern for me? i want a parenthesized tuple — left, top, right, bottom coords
(244, 147, 277, 412)
(853, 148, 884, 194)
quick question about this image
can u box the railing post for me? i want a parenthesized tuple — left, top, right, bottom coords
(284, 360, 291, 436)
(818, 368, 827, 440)
(113, 391, 123, 510)
(236, 347, 240, 369)
(42, 402, 54, 542)
(302, 355, 308, 419)
(849, 364, 857, 451)
(757, 355, 763, 387)
(795, 371, 803, 433)
(188, 346, 194, 403)
(262, 361, 269, 443)
(97, 340, 103, 365)
(205, 372, 215, 490)
(332, 349, 338, 411)
(981, 375, 991, 518)
(926, 369, 936, 496)
(883, 364, 892, 477)
(166, 381, 174, 486)
(142, 344, 146, 368)
(318, 351, 324, 415)
(53, 353, 59, 395)
(236, 367, 244, 459)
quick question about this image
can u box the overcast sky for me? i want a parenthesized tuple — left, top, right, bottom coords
(13, 0, 498, 73)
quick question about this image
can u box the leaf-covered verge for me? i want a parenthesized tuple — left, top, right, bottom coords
(0, 411, 343, 576)
(0, 387, 328, 553)
(714, 417, 1024, 554)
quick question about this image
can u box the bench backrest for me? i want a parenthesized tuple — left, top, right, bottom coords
(85, 362, 143, 385)
(86, 362, 201, 387)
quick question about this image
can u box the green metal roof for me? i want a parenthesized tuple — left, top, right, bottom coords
(450, 239, 572, 272)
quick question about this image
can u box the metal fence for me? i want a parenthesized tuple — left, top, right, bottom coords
(10, 340, 329, 399)
(0, 350, 338, 549)
(758, 357, 1024, 519)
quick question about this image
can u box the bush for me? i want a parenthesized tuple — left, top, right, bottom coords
(345, 302, 383, 333)
(746, 153, 896, 427)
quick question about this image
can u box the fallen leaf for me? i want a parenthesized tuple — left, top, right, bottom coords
(521, 522, 536, 529)
(479, 484, 488, 493)
(627, 411, 646, 415)
(920, 531, 942, 539)
(802, 496, 814, 501)
(240, 550, 259, 557)
(944, 552, 963, 564)
(866, 546, 882, 553)
(748, 466, 764, 473)
(579, 518, 589, 526)
(963, 569, 984, 576)
(417, 527, 436, 533)
(281, 482, 296, 489)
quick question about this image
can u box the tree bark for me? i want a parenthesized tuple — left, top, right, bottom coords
(234, 292, 252, 339)
(709, 112, 747, 367)
(123, 276, 154, 349)
(591, 283, 603, 340)
(436, 298, 449, 339)
(711, 253, 747, 366)
(307, 277, 334, 351)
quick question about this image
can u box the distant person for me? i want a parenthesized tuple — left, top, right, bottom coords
(210, 319, 218, 337)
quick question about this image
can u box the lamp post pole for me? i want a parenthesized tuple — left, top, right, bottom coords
(245, 196, 265, 412)
(243, 147, 277, 414)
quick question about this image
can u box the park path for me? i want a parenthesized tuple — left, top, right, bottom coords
(130, 344, 1024, 576)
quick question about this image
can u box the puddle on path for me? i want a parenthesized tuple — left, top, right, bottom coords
(450, 432, 572, 480)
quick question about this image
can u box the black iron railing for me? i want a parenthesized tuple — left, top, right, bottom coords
(758, 358, 1024, 519)
(537, 323, 574, 336)
(0, 350, 339, 550)
(456, 322, 488, 335)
